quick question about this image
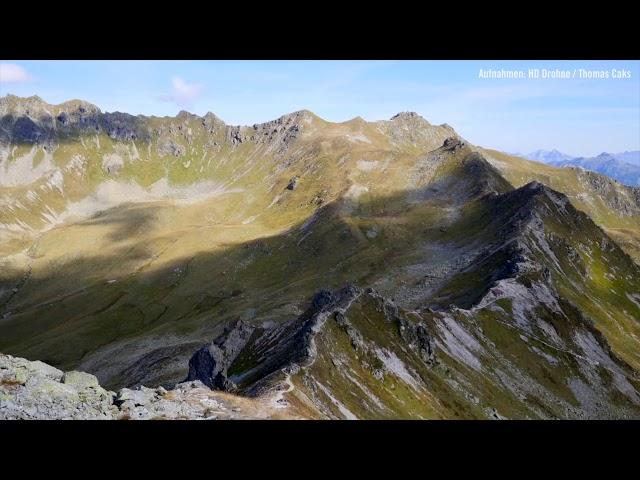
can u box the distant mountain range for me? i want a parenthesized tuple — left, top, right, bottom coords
(521, 149, 574, 164)
(613, 151, 640, 166)
(515, 150, 640, 186)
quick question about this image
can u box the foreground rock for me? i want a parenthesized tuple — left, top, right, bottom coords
(0, 354, 299, 420)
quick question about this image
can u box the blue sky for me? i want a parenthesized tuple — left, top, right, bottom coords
(1, 60, 638, 157)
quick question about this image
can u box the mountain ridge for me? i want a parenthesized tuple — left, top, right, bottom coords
(549, 154, 640, 187)
(1, 94, 451, 132)
(515, 146, 640, 187)
(4, 176, 639, 418)
(1, 94, 640, 419)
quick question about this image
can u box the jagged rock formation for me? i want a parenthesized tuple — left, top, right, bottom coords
(186, 319, 255, 390)
(572, 169, 640, 214)
(187, 285, 365, 396)
(0, 353, 298, 419)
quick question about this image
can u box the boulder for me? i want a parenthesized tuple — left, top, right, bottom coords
(286, 176, 299, 190)
(27, 361, 64, 381)
(61, 371, 99, 389)
(116, 387, 156, 407)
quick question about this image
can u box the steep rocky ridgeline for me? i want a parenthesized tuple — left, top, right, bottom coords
(181, 183, 640, 419)
(1, 95, 640, 419)
(481, 148, 640, 263)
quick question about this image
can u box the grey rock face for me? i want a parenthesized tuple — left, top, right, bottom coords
(574, 170, 640, 215)
(102, 112, 140, 141)
(286, 176, 299, 190)
(157, 140, 186, 157)
(249, 111, 307, 152)
(442, 136, 465, 151)
(116, 386, 157, 407)
(398, 318, 435, 364)
(184, 283, 438, 404)
(61, 370, 100, 388)
(226, 126, 245, 146)
(390, 111, 422, 121)
(185, 319, 255, 390)
(184, 284, 363, 397)
(0, 354, 117, 420)
(202, 112, 225, 133)
(24, 360, 63, 381)
(0, 95, 105, 145)
(12, 117, 43, 143)
(0, 353, 291, 420)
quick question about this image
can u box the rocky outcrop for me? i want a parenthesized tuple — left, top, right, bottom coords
(202, 112, 225, 133)
(574, 169, 640, 215)
(102, 112, 141, 141)
(184, 284, 439, 404)
(0, 354, 117, 419)
(157, 140, 187, 157)
(442, 136, 466, 152)
(185, 284, 364, 396)
(390, 111, 424, 122)
(0, 353, 297, 420)
(0, 95, 102, 144)
(286, 176, 299, 190)
(185, 319, 255, 390)
(101, 153, 125, 174)
(247, 110, 310, 153)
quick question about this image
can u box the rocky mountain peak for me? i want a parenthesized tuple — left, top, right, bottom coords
(390, 111, 424, 121)
(203, 111, 226, 124)
(0, 94, 101, 119)
(57, 99, 101, 115)
(517, 180, 567, 203)
(176, 110, 199, 120)
(494, 181, 574, 226)
(249, 110, 315, 131)
(271, 109, 316, 126)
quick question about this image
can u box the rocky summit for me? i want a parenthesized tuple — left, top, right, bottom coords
(1, 95, 640, 419)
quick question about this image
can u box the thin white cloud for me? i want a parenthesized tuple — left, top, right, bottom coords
(159, 76, 203, 107)
(0, 63, 32, 83)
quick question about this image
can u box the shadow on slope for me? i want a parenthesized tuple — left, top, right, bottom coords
(0, 150, 638, 394)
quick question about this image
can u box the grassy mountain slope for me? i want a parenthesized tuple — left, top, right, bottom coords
(481, 148, 640, 263)
(1, 95, 639, 418)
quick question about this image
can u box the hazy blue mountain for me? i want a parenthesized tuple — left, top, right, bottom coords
(550, 153, 640, 187)
(520, 148, 640, 186)
(614, 151, 640, 166)
(523, 149, 574, 163)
